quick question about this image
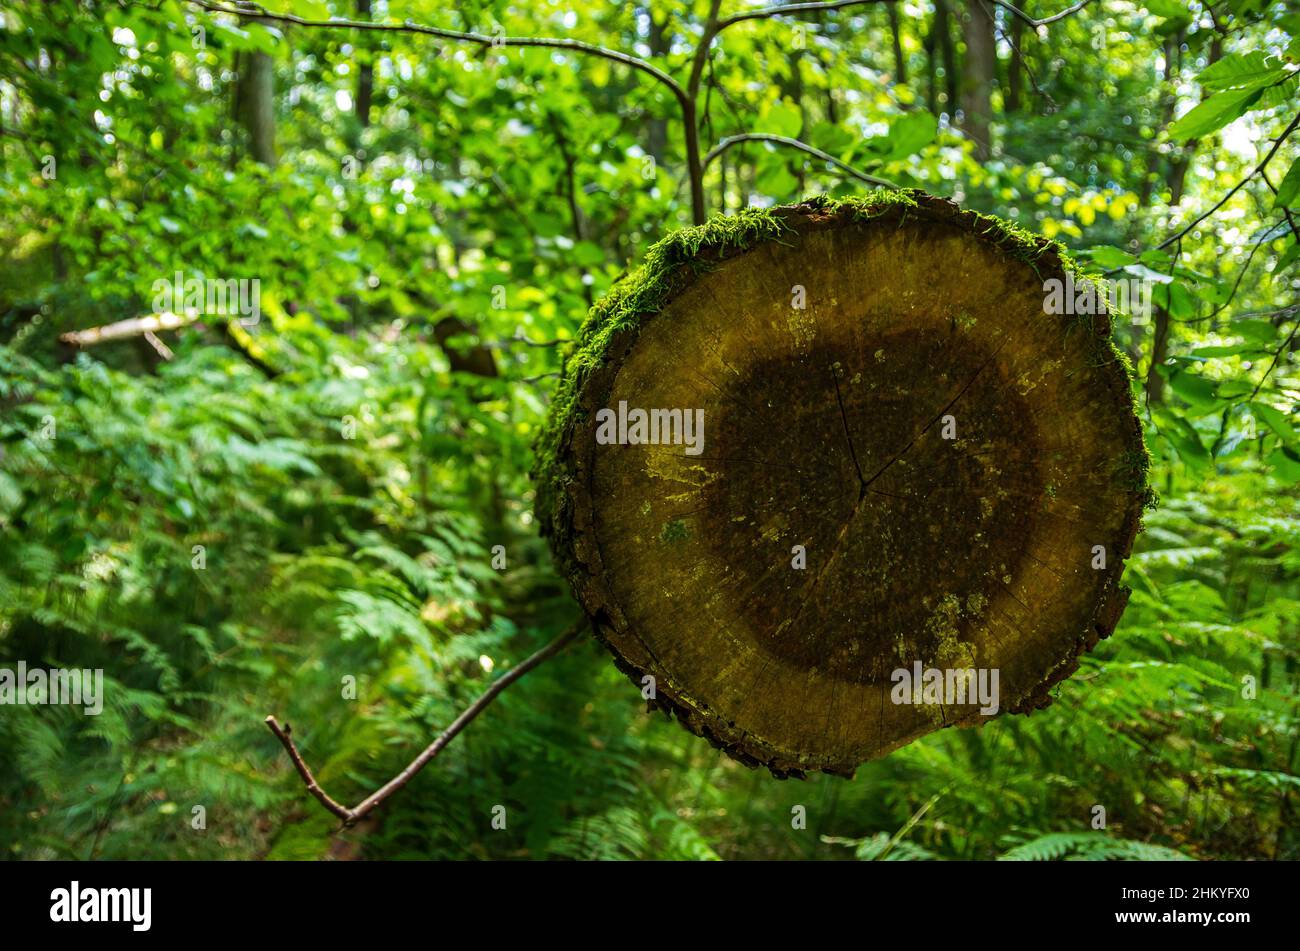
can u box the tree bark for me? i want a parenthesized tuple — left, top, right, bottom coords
(935, 0, 959, 117)
(355, 0, 373, 129)
(1007, 16, 1025, 113)
(235, 16, 277, 167)
(536, 192, 1149, 777)
(887, 3, 908, 85)
(645, 9, 669, 163)
(960, 0, 996, 159)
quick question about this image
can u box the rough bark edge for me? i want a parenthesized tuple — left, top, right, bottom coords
(532, 188, 1152, 778)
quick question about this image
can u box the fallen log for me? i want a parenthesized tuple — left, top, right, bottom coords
(58, 310, 280, 378)
(58, 310, 198, 348)
(534, 190, 1152, 777)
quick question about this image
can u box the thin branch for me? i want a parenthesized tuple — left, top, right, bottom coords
(984, 0, 1057, 111)
(716, 0, 894, 31)
(264, 717, 355, 821)
(517, 371, 563, 385)
(483, 332, 569, 350)
(187, 0, 689, 109)
(1259, 167, 1300, 247)
(991, 0, 1095, 29)
(713, 0, 1091, 32)
(1158, 111, 1300, 252)
(704, 133, 900, 188)
(1249, 318, 1300, 401)
(266, 622, 587, 826)
(1105, 111, 1300, 277)
(142, 331, 175, 361)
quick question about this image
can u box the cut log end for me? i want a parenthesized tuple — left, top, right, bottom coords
(535, 190, 1151, 778)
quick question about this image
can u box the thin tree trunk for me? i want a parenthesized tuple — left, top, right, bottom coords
(1007, 16, 1024, 113)
(924, 14, 938, 114)
(1145, 36, 1220, 405)
(959, 0, 996, 159)
(646, 9, 669, 162)
(355, 0, 373, 128)
(935, 0, 958, 117)
(235, 42, 277, 166)
(887, 3, 907, 85)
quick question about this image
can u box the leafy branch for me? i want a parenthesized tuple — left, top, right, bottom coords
(186, 0, 910, 224)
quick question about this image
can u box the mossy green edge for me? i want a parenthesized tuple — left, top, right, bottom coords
(531, 188, 1155, 572)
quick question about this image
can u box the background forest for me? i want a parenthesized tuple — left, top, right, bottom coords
(1, 0, 1298, 861)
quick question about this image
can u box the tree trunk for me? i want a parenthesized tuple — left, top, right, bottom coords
(535, 192, 1149, 777)
(355, 0, 373, 129)
(645, 9, 669, 163)
(887, 3, 908, 85)
(1007, 16, 1024, 113)
(935, 0, 959, 117)
(959, 0, 996, 159)
(1145, 35, 1220, 405)
(236, 46, 277, 166)
(924, 16, 938, 113)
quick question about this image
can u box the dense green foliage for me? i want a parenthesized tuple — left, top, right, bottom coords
(1, 0, 1298, 860)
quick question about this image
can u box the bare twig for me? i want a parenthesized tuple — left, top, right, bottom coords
(1259, 167, 1300, 247)
(187, 1, 689, 108)
(716, 0, 894, 31)
(142, 331, 175, 361)
(991, 0, 1094, 28)
(266, 622, 587, 825)
(712, 0, 1091, 31)
(1248, 318, 1300, 401)
(483, 332, 568, 350)
(704, 133, 901, 188)
(264, 717, 355, 821)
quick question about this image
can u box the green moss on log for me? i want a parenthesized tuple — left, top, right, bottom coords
(531, 189, 1152, 776)
(534, 189, 1150, 569)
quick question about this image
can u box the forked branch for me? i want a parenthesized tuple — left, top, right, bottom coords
(265, 622, 586, 825)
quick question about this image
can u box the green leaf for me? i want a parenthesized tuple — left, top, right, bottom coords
(1144, 0, 1190, 19)
(807, 121, 854, 156)
(1167, 87, 1262, 140)
(883, 111, 938, 162)
(1277, 242, 1300, 273)
(1190, 343, 1267, 358)
(754, 159, 800, 199)
(1267, 445, 1300, 481)
(1235, 319, 1278, 344)
(1164, 416, 1211, 471)
(1167, 368, 1220, 408)
(0, 471, 22, 514)
(763, 100, 803, 139)
(293, 0, 330, 19)
(1250, 401, 1296, 442)
(1083, 245, 1136, 268)
(1196, 51, 1288, 92)
(1275, 157, 1300, 208)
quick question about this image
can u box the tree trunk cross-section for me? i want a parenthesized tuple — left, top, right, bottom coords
(535, 191, 1151, 778)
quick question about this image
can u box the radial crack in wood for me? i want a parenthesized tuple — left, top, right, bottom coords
(534, 190, 1152, 778)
